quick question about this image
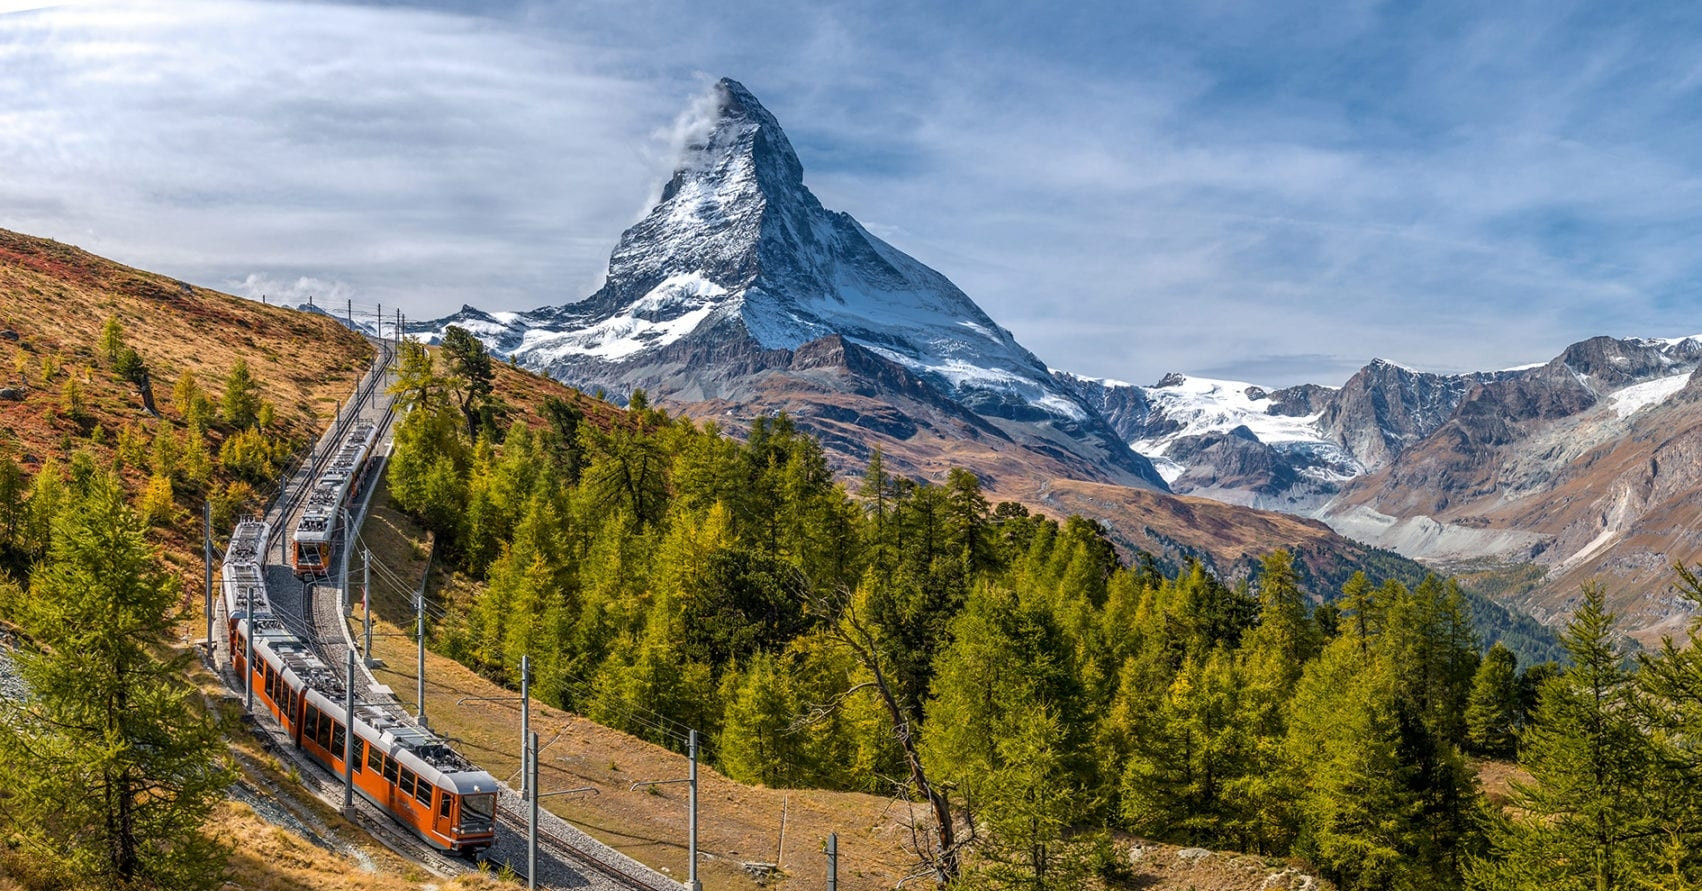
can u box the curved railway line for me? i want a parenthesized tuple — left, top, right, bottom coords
(218, 334, 678, 891)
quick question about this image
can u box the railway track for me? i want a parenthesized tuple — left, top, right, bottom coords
(239, 334, 675, 891)
(493, 800, 683, 891)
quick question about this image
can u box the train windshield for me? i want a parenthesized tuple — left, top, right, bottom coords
(461, 793, 495, 826)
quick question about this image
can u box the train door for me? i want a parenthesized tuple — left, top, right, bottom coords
(434, 789, 454, 837)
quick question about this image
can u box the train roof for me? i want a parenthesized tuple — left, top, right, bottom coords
(221, 519, 272, 616)
(224, 476, 499, 799)
(293, 421, 378, 544)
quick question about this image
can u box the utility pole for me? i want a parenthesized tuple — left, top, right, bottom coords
(827, 832, 838, 891)
(416, 589, 427, 727)
(629, 734, 701, 891)
(347, 297, 353, 329)
(690, 728, 700, 891)
(340, 508, 353, 618)
(244, 583, 254, 714)
(520, 654, 531, 801)
(203, 502, 213, 648)
(362, 548, 374, 666)
(344, 650, 356, 813)
(528, 731, 539, 891)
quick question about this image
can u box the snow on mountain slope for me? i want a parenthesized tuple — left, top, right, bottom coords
(416, 77, 1165, 489)
(1132, 375, 1336, 450)
(426, 80, 1088, 420)
(1609, 370, 1695, 418)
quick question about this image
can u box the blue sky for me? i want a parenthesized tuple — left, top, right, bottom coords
(1, 0, 1699, 385)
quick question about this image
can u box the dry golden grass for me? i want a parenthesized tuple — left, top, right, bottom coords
(0, 227, 372, 615)
(0, 228, 371, 471)
(1476, 758, 1534, 809)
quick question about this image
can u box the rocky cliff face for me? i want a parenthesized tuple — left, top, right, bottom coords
(1316, 337, 1702, 640)
(1059, 336, 1702, 639)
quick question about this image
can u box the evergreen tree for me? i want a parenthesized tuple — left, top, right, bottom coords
(441, 325, 495, 438)
(1466, 643, 1520, 757)
(220, 357, 262, 429)
(0, 472, 232, 889)
(389, 341, 449, 413)
(1469, 584, 1655, 891)
(98, 315, 124, 364)
(717, 653, 803, 787)
(1285, 637, 1422, 890)
(0, 448, 24, 560)
(1121, 646, 1251, 846)
(21, 457, 65, 558)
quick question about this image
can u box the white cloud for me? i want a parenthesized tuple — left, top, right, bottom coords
(1, 1, 1699, 388)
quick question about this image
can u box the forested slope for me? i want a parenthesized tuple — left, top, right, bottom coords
(383, 330, 1702, 890)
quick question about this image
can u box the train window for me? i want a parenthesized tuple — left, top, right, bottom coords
(438, 792, 452, 818)
(399, 768, 416, 799)
(366, 743, 382, 774)
(382, 756, 398, 784)
(461, 793, 495, 827)
(331, 723, 346, 759)
(316, 715, 332, 750)
(303, 708, 319, 742)
(414, 779, 432, 806)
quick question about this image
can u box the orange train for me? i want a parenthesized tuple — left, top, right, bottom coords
(291, 420, 378, 575)
(224, 519, 498, 854)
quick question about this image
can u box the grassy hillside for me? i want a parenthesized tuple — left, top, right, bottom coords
(0, 230, 471, 890)
(0, 229, 371, 572)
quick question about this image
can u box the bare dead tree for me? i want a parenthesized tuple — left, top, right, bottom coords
(804, 583, 965, 883)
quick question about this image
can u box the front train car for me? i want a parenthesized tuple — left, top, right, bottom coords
(222, 517, 496, 855)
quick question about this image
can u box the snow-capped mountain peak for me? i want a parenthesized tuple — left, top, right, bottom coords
(418, 78, 1166, 489)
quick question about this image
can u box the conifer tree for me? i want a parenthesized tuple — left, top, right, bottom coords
(0, 448, 24, 559)
(220, 357, 262, 429)
(0, 472, 231, 889)
(1465, 643, 1520, 757)
(718, 653, 803, 787)
(98, 315, 124, 364)
(441, 325, 495, 438)
(1470, 584, 1655, 891)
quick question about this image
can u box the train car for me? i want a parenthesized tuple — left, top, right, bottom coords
(223, 517, 498, 855)
(291, 420, 379, 576)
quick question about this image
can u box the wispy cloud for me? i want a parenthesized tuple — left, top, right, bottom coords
(3, 0, 1700, 387)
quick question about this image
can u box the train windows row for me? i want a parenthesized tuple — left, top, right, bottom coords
(361, 732, 433, 806)
(301, 704, 347, 758)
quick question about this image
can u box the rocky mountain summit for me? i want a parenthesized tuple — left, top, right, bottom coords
(1065, 335, 1702, 640)
(422, 78, 1164, 490)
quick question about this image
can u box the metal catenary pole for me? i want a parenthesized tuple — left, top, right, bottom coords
(628, 739, 700, 891)
(416, 589, 427, 727)
(344, 650, 356, 813)
(689, 728, 701, 891)
(362, 548, 373, 666)
(340, 508, 353, 618)
(528, 731, 539, 891)
(520, 654, 530, 801)
(827, 832, 837, 891)
(203, 502, 213, 647)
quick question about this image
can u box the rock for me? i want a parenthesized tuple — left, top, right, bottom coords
(0, 329, 17, 341)
(0, 387, 22, 401)
(1259, 867, 1321, 890)
(1127, 842, 1150, 863)
(1175, 847, 1213, 864)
